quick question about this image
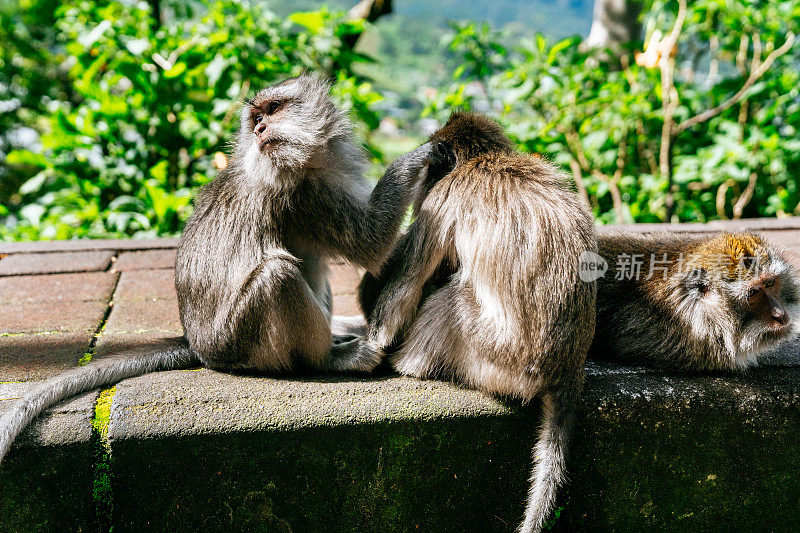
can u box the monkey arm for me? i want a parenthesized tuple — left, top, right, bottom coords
(364, 213, 449, 351)
(359, 140, 457, 320)
(358, 228, 413, 321)
(303, 143, 432, 272)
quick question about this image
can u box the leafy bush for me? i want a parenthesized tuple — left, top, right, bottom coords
(2, 0, 799, 240)
(0, 0, 381, 239)
(426, 0, 800, 224)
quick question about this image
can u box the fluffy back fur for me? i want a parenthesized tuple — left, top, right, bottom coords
(359, 112, 597, 533)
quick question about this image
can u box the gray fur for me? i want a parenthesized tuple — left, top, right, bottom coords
(0, 76, 429, 464)
(593, 232, 800, 371)
(356, 113, 597, 533)
(0, 343, 195, 462)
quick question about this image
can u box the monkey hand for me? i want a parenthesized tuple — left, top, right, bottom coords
(389, 142, 434, 185)
(428, 140, 456, 180)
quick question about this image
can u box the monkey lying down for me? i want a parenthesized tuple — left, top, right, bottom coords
(592, 232, 800, 371)
(0, 76, 433, 463)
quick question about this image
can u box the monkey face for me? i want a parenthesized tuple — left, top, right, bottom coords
(250, 99, 287, 151)
(722, 258, 800, 357)
(678, 241, 800, 362)
(238, 76, 349, 170)
(733, 267, 799, 345)
(742, 275, 789, 328)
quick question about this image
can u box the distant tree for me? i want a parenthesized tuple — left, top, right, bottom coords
(585, 0, 643, 53)
(345, 0, 393, 47)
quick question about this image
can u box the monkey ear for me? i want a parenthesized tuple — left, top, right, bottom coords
(681, 268, 711, 297)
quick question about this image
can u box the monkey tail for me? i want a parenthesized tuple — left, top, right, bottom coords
(0, 340, 199, 464)
(518, 392, 576, 533)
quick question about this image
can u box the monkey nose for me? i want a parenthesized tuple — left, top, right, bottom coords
(254, 122, 266, 136)
(772, 308, 790, 326)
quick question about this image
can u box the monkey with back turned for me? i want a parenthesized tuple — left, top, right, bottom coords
(357, 112, 598, 533)
(592, 232, 800, 371)
(0, 76, 432, 463)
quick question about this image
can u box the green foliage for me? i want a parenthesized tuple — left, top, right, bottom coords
(2, 0, 798, 240)
(0, 0, 381, 240)
(427, 0, 800, 223)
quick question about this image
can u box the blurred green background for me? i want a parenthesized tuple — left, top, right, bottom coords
(1, 0, 798, 240)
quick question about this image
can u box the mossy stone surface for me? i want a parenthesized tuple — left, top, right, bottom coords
(3, 363, 800, 531)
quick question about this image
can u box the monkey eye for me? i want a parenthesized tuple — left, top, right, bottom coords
(748, 287, 760, 299)
(266, 101, 281, 115)
(765, 278, 776, 288)
(253, 114, 262, 124)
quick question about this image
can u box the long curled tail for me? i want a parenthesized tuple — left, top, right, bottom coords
(518, 392, 576, 533)
(0, 341, 199, 464)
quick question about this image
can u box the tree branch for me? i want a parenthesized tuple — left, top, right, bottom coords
(564, 128, 625, 223)
(568, 159, 592, 208)
(658, 0, 687, 220)
(732, 171, 758, 219)
(674, 32, 795, 135)
(716, 179, 733, 219)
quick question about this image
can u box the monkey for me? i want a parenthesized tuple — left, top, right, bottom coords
(0, 75, 433, 464)
(358, 135, 457, 323)
(354, 112, 598, 533)
(591, 232, 800, 371)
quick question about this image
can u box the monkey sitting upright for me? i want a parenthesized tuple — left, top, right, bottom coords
(592, 232, 800, 371)
(357, 112, 598, 533)
(0, 76, 432, 464)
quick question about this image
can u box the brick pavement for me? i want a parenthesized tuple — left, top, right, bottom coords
(1, 219, 798, 382)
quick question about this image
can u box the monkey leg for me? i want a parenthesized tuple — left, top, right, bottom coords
(389, 283, 464, 381)
(236, 251, 333, 372)
(392, 282, 544, 398)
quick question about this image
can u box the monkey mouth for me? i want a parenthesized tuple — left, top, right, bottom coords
(258, 136, 285, 151)
(762, 320, 791, 339)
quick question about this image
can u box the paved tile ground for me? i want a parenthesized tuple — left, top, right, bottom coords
(0, 219, 797, 381)
(0, 251, 114, 276)
(113, 249, 177, 271)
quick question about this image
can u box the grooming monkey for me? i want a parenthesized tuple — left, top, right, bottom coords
(357, 113, 597, 533)
(0, 76, 432, 463)
(592, 232, 800, 371)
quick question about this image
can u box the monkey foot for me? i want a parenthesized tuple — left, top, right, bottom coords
(327, 339, 382, 373)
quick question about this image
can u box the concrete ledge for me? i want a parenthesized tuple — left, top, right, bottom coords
(0, 385, 99, 532)
(2, 224, 800, 531)
(108, 372, 537, 532)
(3, 353, 799, 531)
(567, 360, 800, 531)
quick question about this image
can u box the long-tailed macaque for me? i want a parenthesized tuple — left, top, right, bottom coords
(357, 112, 597, 533)
(592, 232, 800, 371)
(0, 76, 431, 463)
